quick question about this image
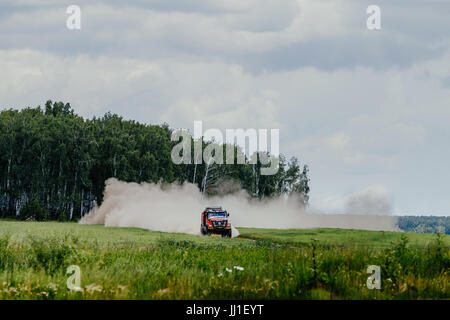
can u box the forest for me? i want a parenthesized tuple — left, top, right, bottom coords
(398, 216, 450, 234)
(0, 101, 310, 221)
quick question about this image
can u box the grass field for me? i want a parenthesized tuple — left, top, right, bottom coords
(0, 220, 449, 300)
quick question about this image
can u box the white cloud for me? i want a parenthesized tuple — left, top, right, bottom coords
(1, 0, 450, 215)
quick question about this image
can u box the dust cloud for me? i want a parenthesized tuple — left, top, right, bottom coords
(79, 178, 398, 236)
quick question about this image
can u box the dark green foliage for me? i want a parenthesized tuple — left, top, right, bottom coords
(19, 200, 48, 221)
(0, 101, 310, 221)
(57, 210, 68, 222)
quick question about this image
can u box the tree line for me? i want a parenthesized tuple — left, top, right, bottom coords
(398, 216, 449, 235)
(0, 101, 310, 221)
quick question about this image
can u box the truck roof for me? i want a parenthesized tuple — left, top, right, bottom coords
(205, 207, 224, 212)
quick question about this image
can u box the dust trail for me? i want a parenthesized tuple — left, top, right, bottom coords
(79, 178, 398, 236)
(344, 186, 393, 216)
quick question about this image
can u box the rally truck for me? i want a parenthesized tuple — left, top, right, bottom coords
(200, 207, 232, 238)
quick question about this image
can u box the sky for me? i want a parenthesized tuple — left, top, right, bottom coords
(0, 0, 449, 215)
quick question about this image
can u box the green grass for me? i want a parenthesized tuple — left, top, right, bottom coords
(0, 220, 448, 300)
(238, 227, 450, 249)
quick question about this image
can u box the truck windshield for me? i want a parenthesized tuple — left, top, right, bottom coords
(208, 212, 227, 218)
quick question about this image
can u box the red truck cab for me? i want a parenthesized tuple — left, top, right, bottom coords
(200, 207, 232, 237)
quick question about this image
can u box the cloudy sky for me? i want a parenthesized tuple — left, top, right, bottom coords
(1, 0, 449, 215)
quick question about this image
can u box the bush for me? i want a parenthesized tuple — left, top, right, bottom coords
(0, 233, 13, 271)
(28, 236, 74, 274)
(20, 200, 48, 221)
(426, 233, 450, 274)
(57, 210, 68, 222)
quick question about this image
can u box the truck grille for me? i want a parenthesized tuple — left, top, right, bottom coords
(213, 221, 226, 228)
